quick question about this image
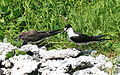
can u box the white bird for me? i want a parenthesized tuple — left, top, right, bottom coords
(63, 24, 111, 45)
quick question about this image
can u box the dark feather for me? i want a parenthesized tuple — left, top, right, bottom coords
(70, 34, 110, 43)
(70, 35, 92, 43)
(19, 29, 63, 45)
(92, 35, 107, 38)
(94, 39, 111, 41)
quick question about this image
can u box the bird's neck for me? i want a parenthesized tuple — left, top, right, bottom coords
(67, 28, 78, 37)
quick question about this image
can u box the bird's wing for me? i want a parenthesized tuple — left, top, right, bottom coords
(70, 32, 110, 43)
(37, 31, 52, 37)
(70, 33, 92, 43)
(26, 31, 48, 37)
(24, 29, 62, 42)
(23, 31, 45, 42)
(37, 29, 63, 37)
(27, 31, 38, 37)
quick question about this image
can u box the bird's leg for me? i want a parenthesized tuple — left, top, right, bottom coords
(22, 41, 28, 46)
(28, 41, 33, 45)
(75, 43, 80, 50)
(37, 39, 46, 47)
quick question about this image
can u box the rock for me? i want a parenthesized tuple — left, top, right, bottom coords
(0, 42, 17, 61)
(2, 55, 40, 75)
(2, 60, 13, 68)
(114, 65, 120, 75)
(0, 43, 117, 75)
(105, 61, 113, 68)
(39, 48, 80, 59)
(39, 56, 109, 75)
(19, 45, 42, 61)
(0, 68, 3, 75)
(94, 54, 108, 70)
(40, 70, 70, 75)
(73, 67, 108, 75)
(19, 44, 39, 52)
(77, 49, 97, 56)
(114, 56, 120, 75)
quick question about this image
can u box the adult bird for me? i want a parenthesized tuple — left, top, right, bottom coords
(63, 24, 111, 45)
(19, 29, 63, 45)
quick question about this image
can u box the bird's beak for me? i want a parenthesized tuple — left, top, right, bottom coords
(62, 28, 67, 34)
(18, 35, 23, 40)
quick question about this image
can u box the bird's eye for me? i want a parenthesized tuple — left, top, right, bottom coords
(19, 35, 23, 38)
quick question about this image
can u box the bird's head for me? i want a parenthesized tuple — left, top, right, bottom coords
(18, 32, 25, 40)
(18, 32, 30, 40)
(18, 31, 37, 40)
(62, 24, 72, 33)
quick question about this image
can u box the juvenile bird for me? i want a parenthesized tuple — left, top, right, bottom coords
(63, 24, 111, 45)
(19, 29, 63, 45)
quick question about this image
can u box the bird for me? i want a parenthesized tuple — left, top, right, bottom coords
(19, 29, 63, 45)
(63, 24, 111, 45)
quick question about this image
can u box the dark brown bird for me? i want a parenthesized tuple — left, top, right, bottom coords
(19, 29, 63, 45)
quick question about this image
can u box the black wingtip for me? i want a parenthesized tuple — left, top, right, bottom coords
(48, 29, 64, 36)
(96, 39, 112, 41)
(94, 35, 108, 38)
(50, 28, 64, 32)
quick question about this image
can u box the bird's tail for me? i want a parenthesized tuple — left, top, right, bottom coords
(95, 39, 112, 41)
(91, 35, 111, 41)
(48, 29, 63, 36)
(93, 35, 107, 38)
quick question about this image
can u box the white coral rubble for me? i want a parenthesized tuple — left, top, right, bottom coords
(0, 43, 114, 75)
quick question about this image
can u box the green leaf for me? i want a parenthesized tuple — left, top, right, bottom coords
(5, 51, 15, 59)
(112, 43, 120, 53)
(112, 44, 120, 48)
(15, 50, 26, 56)
(95, 29, 102, 35)
(110, 33, 117, 37)
(0, 30, 4, 41)
(105, 42, 113, 48)
(114, 48, 120, 53)
(0, 5, 8, 13)
(13, 8, 21, 18)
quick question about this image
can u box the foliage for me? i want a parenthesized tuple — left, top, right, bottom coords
(5, 50, 27, 59)
(5, 50, 15, 59)
(15, 50, 26, 56)
(0, 0, 120, 55)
